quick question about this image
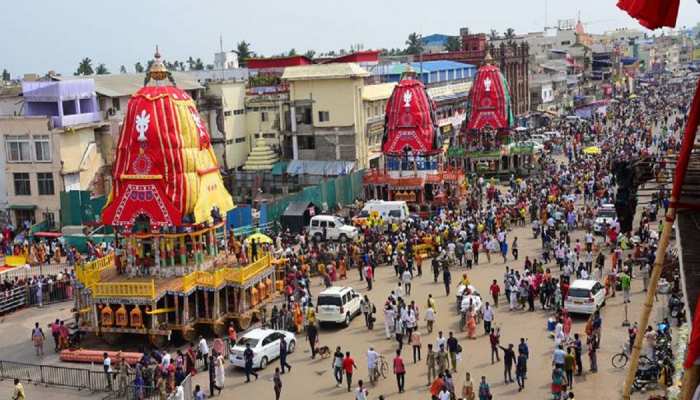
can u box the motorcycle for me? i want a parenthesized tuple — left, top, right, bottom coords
(633, 360, 661, 392)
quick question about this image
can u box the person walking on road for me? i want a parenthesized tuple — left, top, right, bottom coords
(426, 344, 437, 386)
(198, 336, 209, 371)
(31, 322, 45, 357)
(483, 303, 494, 334)
(11, 379, 25, 400)
(103, 352, 113, 390)
(478, 376, 491, 400)
(447, 332, 459, 372)
(442, 266, 451, 296)
(332, 346, 344, 386)
(307, 323, 319, 359)
(279, 336, 292, 373)
(392, 349, 406, 393)
(354, 380, 369, 400)
(489, 327, 501, 364)
(436, 345, 449, 377)
(243, 343, 258, 382)
(515, 349, 528, 391)
(564, 347, 575, 389)
(462, 371, 475, 400)
(489, 280, 500, 308)
(367, 347, 379, 385)
(273, 367, 282, 400)
(410, 328, 422, 363)
(402, 269, 412, 296)
(364, 264, 373, 291)
(343, 351, 357, 392)
(499, 343, 515, 384)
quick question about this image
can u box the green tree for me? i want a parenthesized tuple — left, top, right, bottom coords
(134, 62, 145, 73)
(304, 50, 316, 59)
(187, 57, 196, 70)
(193, 58, 205, 70)
(405, 32, 423, 55)
(75, 57, 94, 76)
(489, 29, 500, 41)
(504, 28, 516, 42)
(1, 69, 9, 81)
(95, 63, 109, 75)
(445, 36, 462, 52)
(236, 41, 253, 65)
(206, 64, 214, 70)
(119, 65, 127, 74)
(288, 48, 297, 56)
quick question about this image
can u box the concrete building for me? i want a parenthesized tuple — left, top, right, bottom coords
(281, 63, 369, 170)
(421, 33, 530, 115)
(374, 61, 476, 85)
(198, 80, 248, 170)
(214, 50, 239, 70)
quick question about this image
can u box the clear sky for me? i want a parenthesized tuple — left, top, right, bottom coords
(2, 0, 700, 76)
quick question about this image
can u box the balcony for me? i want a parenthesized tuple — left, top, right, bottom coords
(52, 111, 102, 129)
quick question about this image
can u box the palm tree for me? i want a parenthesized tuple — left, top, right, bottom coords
(75, 58, 94, 76)
(405, 32, 423, 55)
(187, 56, 196, 70)
(489, 29, 500, 41)
(504, 28, 516, 43)
(119, 65, 127, 74)
(134, 62, 144, 73)
(193, 58, 205, 70)
(95, 64, 109, 75)
(304, 50, 316, 59)
(445, 36, 462, 52)
(288, 48, 297, 56)
(1, 69, 10, 81)
(236, 41, 253, 66)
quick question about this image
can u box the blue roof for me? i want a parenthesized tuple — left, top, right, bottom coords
(408, 60, 476, 73)
(421, 34, 451, 45)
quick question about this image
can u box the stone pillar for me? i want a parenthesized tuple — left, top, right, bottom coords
(213, 290, 220, 319)
(174, 294, 180, 325)
(153, 237, 160, 277)
(204, 291, 210, 319)
(182, 294, 189, 323)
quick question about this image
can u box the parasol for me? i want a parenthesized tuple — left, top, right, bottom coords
(245, 232, 273, 244)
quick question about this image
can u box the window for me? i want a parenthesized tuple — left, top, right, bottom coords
(6, 136, 31, 162)
(43, 211, 55, 228)
(561, 40, 571, 45)
(263, 133, 276, 139)
(13, 173, 30, 195)
(318, 111, 330, 122)
(235, 137, 246, 143)
(261, 111, 268, 122)
(224, 110, 232, 116)
(311, 220, 319, 227)
(34, 135, 51, 162)
(37, 172, 54, 195)
(112, 97, 120, 111)
(233, 109, 245, 115)
(298, 135, 315, 150)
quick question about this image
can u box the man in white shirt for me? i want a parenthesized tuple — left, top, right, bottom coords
(435, 331, 447, 350)
(425, 306, 436, 333)
(401, 269, 412, 296)
(438, 387, 451, 400)
(198, 336, 209, 370)
(366, 347, 379, 383)
(482, 303, 494, 334)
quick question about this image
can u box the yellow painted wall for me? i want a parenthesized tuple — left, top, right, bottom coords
(290, 78, 360, 127)
(206, 81, 247, 169)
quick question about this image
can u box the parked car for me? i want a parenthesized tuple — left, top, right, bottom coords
(229, 328, 296, 370)
(316, 286, 362, 326)
(594, 204, 618, 234)
(564, 279, 605, 315)
(309, 215, 359, 242)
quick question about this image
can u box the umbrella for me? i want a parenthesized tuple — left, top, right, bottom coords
(583, 146, 601, 155)
(245, 232, 273, 244)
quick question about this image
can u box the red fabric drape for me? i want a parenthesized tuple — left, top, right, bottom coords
(685, 296, 700, 369)
(617, 0, 680, 29)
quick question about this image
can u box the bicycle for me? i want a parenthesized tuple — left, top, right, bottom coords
(372, 355, 388, 382)
(611, 343, 651, 369)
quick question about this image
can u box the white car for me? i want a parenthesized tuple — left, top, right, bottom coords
(228, 328, 296, 369)
(564, 280, 605, 315)
(309, 215, 359, 242)
(316, 286, 362, 326)
(594, 204, 617, 234)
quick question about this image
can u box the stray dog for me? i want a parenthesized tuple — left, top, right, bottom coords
(316, 345, 331, 359)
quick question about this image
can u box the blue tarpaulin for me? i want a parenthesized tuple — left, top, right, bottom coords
(226, 205, 252, 230)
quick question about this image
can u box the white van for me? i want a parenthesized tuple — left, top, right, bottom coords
(353, 200, 409, 226)
(316, 286, 362, 326)
(564, 279, 605, 314)
(309, 215, 358, 242)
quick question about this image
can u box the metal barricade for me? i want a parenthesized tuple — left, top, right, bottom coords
(0, 287, 27, 314)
